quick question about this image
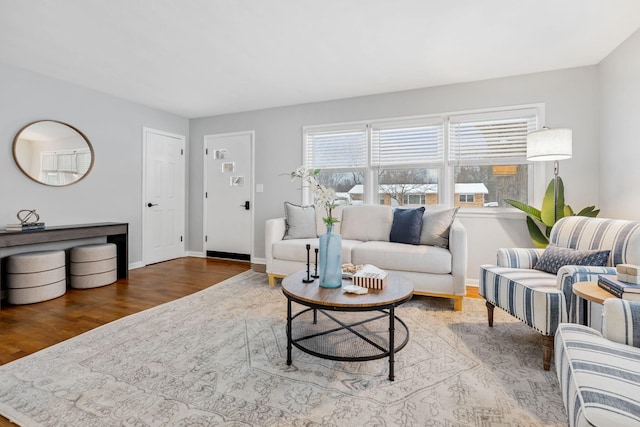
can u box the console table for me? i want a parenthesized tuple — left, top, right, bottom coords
(0, 223, 128, 279)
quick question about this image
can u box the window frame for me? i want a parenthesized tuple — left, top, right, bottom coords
(302, 103, 546, 211)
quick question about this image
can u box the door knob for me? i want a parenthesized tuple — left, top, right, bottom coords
(147, 202, 158, 207)
(240, 201, 250, 210)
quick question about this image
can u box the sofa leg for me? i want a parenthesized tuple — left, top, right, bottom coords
(268, 274, 277, 287)
(453, 297, 463, 311)
(542, 335, 554, 371)
(486, 301, 495, 327)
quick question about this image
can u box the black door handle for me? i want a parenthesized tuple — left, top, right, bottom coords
(240, 201, 250, 210)
(147, 202, 158, 207)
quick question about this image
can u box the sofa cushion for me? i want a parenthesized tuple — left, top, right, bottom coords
(390, 207, 425, 245)
(534, 244, 611, 275)
(351, 241, 452, 274)
(272, 238, 361, 264)
(341, 205, 393, 242)
(420, 207, 459, 248)
(283, 202, 316, 240)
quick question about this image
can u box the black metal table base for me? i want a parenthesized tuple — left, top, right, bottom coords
(286, 302, 409, 381)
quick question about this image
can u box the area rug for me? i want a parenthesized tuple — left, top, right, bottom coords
(0, 271, 567, 426)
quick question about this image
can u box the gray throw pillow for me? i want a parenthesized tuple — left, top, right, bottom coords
(420, 207, 459, 248)
(534, 244, 611, 275)
(283, 202, 317, 240)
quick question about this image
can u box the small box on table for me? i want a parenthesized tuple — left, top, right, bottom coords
(352, 264, 388, 289)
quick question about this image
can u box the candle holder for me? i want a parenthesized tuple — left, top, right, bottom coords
(302, 244, 314, 283)
(311, 248, 319, 278)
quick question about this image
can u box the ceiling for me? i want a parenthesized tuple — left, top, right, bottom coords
(1, 1, 640, 119)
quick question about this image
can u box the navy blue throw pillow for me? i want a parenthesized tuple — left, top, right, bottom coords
(390, 207, 425, 245)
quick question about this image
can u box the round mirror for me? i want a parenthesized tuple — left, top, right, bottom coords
(13, 120, 94, 186)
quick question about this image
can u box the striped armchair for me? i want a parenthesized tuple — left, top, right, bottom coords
(479, 216, 640, 370)
(555, 298, 640, 426)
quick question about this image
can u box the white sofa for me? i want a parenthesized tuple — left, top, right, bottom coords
(265, 204, 467, 310)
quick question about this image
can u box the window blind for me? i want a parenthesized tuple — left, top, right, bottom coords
(449, 108, 538, 165)
(304, 125, 367, 169)
(371, 118, 444, 167)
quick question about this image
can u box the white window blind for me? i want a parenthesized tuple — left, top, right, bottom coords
(371, 118, 444, 167)
(304, 125, 367, 169)
(449, 108, 538, 165)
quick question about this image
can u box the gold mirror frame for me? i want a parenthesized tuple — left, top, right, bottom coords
(12, 120, 95, 186)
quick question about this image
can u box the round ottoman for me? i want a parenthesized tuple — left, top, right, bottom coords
(70, 243, 117, 289)
(6, 250, 66, 305)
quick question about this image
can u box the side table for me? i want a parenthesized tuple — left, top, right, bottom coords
(572, 281, 616, 325)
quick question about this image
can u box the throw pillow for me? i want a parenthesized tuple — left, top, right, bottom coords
(534, 244, 611, 275)
(389, 207, 425, 245)
(420, 207, 459, 248)
(283, 202, 317, 240)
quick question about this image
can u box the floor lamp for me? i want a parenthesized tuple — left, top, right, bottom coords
(526, 127, 573, 222)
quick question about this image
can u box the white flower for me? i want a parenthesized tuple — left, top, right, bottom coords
(290, 166, 339, 226)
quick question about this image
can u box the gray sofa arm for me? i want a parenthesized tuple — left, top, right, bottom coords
(496, 248, 545, 268)
(265, 217, 286, 273)
(449, 219, 467, 295)
(603, 298, 640, 348)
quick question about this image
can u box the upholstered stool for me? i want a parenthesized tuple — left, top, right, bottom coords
(70, 243, 117, 289)
(6, 250, 66, 305)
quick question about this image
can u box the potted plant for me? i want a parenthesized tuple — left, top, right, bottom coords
(505, 177, 599, 248)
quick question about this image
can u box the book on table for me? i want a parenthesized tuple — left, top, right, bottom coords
(5, 222, 45, 231)
(597, 274, 640, 301)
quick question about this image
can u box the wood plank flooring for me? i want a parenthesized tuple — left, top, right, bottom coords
(0, 257, 250, 366)
(0, 257, 250, 426)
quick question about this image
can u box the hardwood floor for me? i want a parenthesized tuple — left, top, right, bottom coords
(0, 257, 250, 366)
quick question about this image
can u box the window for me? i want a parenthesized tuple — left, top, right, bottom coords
(40, 149, 92, 186)
(303, 105, 541, 208)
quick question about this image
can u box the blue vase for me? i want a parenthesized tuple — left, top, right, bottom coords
(319, 224, 342, 288)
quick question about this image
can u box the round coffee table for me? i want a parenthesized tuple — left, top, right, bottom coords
(281, 270, 413, 381)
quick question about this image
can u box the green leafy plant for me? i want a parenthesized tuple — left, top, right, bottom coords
(504, 177, 599, 248)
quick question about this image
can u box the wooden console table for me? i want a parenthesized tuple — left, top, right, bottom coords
(0, 223, 128, 279)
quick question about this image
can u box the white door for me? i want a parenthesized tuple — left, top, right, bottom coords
(143, 128, 186, 265)
(204, 131, 253, 260)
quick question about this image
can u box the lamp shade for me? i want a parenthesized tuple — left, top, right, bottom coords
(526, 128, 572, 161)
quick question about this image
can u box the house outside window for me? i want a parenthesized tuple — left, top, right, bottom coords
(303, 104, 541, 209)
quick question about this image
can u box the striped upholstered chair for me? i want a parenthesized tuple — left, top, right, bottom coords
(480, 216, 640, 370)
(555, 298, 640, 426)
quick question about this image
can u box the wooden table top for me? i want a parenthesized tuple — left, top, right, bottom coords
(281, 270, 413, 308)
(573, 281, 617, 305)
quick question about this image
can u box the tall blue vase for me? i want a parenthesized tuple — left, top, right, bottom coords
(319, 224, 342, 288)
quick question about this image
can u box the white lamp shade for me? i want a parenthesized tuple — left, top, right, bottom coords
(526, 128, 572, 161)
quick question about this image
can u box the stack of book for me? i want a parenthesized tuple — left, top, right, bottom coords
(352, 264, 388, 289)
(597, 274, 640, 301)
(5, 222, 45, 232)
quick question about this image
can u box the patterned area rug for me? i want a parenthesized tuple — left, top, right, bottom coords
(0, 271, 567, 426)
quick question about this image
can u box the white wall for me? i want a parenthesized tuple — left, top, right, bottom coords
(0, 62, 189, 265)
(599, 27, 640, 221)
(189, 66, 601, 280)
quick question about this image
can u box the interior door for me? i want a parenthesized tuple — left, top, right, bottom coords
(204, 131, 253, 260)
(143, 128, 186, 265)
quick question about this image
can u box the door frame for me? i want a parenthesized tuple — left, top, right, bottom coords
(203, 130, 255, 261)
(142, 127, 187, 265)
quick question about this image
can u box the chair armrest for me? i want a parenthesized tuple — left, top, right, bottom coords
(449, 219, 467, 295)
(603, 298, 640, 347)
(265, 218, 286, 272)
(557, 265, 617, 324)
(496, 248, 545, 268)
